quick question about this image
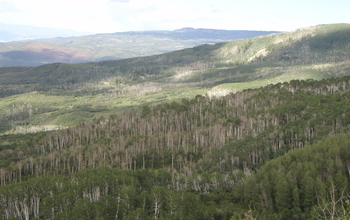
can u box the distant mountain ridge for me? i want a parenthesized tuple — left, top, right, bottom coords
(115, 27, 279, 41)
(0, 27, 279, 67)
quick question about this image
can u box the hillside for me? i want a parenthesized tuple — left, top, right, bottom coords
(0, 28, 278, 67)
(2, 76, 350, 219)
(2, 23, 350, 219)
(0, 24, 350, 135)
(241, 133, 350, 219)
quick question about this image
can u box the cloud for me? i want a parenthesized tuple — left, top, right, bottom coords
(2, 0, 346, 33)
(209, 5, 224, 13)
(110, 0, 129, 2)
(0, 1, 18, 13)
(0, 0, 124, 32)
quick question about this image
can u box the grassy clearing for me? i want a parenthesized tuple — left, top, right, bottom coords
(0, 61, 342, 135)
(0, 84, 206, 134)
(208, 67, 331, 96)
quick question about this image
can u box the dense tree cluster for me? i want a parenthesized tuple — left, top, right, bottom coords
(0, 168, 236, 220)
(241, 133, 350, 219)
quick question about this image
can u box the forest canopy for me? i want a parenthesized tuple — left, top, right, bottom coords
(2, 24, 350, 219)
(2, 76, 350, 219)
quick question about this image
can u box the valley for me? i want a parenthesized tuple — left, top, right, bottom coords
(1, 24, 350, 135)
(1, 23, 350, 219)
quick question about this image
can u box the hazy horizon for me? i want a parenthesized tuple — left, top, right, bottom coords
(1, 0, 350, 34)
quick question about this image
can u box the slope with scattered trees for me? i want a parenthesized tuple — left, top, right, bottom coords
(1, 24, 350, 135)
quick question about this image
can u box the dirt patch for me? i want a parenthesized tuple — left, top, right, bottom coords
(2, 42, 95, 64)
(248, 48, 269, 62)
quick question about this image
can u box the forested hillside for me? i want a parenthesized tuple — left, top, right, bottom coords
(241, 133, 350, 219)
(1, 24, 350, 135)
(2, 76, 350, 219)
(1, 23, 350, 219)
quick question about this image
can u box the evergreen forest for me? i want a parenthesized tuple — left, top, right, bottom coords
(1, 24, 350, 219)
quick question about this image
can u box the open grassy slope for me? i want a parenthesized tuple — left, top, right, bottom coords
(0, 23, 350, 134)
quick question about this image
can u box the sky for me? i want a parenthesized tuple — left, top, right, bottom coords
(1, 0, 350, 34)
